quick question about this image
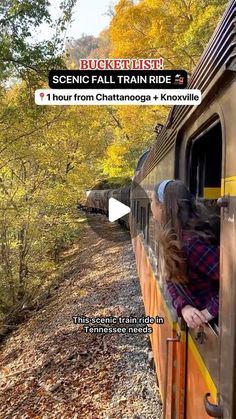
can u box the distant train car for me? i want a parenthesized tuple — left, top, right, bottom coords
(86, 189, 109, 214)
(107, 187, 131, 228)
(131, 1, 236, 418)
(115, 186, 131, 229)
(86, 187, 130, 229)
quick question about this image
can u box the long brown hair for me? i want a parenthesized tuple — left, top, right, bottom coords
(155, 180, 218, 283)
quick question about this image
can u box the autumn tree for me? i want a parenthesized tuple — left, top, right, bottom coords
(109, 0, 228, 72)
(0, 80, 118, 313)
(99, 0, 229, 175)
(0, 1, 80, 316)
(100, 106, 166, 178)
(0, 0, 230, 319)
(0, 0, 77, 83)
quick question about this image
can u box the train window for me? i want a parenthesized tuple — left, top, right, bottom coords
(187, 119, 222, 246)
(132, 200, 136, 218)
(147, 202, 156, 254)
(187, 120, 222, 201)
(141, 206, 146, 239)
(136, 201, 140, 226)
(147, 203, 150, 244)
(187, 119, 222, 331)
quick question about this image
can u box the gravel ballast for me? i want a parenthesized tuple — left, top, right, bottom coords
(0, 215, 162, 418)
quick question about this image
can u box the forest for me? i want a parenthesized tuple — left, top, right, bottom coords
(0, 0, 228, 322)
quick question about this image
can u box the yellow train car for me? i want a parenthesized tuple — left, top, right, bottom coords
(131, 1, 236, 417)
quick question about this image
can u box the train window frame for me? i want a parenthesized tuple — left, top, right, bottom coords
(136, 200, 140, 227)
(132, 200, 136, 218)
(147, 203, 151, 244)
(142, 206, 146, 240)
(186, 118, 222, 200)
(140, 206, 143, 232)
(185, 117, 222, 332)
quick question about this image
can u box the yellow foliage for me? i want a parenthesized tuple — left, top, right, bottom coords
(109, 0, 228, 71)
(0, 0, 228, 314)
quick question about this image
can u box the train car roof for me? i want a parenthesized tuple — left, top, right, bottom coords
(135, 149, 150, 172)
(134, 0, 236, 184)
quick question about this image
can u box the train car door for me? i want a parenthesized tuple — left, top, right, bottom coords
(185, 119, 222, 419)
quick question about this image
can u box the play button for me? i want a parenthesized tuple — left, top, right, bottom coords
(109, 198, 130, 222)
(82, 180, 149, 242)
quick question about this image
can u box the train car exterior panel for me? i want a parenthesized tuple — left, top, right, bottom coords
(130, 53, 236, 418)
(132, 233, 186, 419)
(132, 225, 223, 418)
(175, 70, 236, 418)
(218, 199, 236, 418)
(137, 148, 175, 199)
(186, 338, 217, 419)
(130, 36, 236, 417)
(221, 80, 236, 177)
(124, 66, 236, 419)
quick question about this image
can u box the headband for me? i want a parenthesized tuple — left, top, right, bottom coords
(155, 179, 173, 203)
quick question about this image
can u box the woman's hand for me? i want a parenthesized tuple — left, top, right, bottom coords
(181, 305, 208, 328)
(201, 308, 214, 321)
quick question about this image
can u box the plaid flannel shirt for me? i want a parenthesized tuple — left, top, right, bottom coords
(167, 231, 219, 318)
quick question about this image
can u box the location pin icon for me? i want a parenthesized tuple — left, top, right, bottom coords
(40, 92, 45, 101)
